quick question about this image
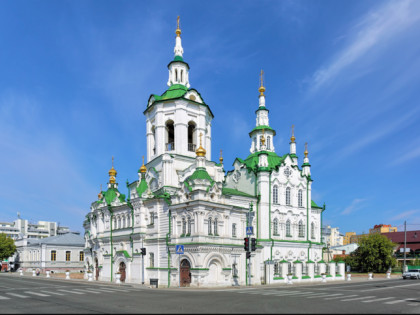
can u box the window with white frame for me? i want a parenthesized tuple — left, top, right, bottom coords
(214, 218, 218, 236)
(286, 187, 291, 205)
(273, 218, 279, 235)
(273, 185, 278, 204)
(267, 136, 271, 150)
(187, 217, 191, 235)
(149, 253, 154, 268)
(298, 189, 303, 207)
(232, 223, 236, 237)
(298, 220, 305, 237)
(286, 220, 291, 236)
(182, 218, 186, 235)
(311, 222, 315, 239)
(208, 218, 212, 235)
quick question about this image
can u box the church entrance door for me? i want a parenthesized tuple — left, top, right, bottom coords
(180, 259, 191, 287)
(119, 262, 126, 282)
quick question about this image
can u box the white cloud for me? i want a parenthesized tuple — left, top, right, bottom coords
(390, 142, 420, 166)
(341, 198, 366, 215)
(389, 209, 420, 222)
(309, 0, 420, 92)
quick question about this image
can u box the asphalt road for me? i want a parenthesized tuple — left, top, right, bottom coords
(1, 273, 420, 313)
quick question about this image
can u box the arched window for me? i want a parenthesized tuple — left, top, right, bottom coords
(311, 222, 315, 239)
(208, 218, 212, 235)
(267, 136, 271, 150)
(180, 70, 183, 83)
(253, 137, 257, 151)
(260, 136, 264, 149)
(214, 218, 218, 236)
(232, 223, 236, 237)
(273, 218, 279, 235)
(182, 218, 186, 235)
(299, 220, 304, 237)
(149, 253, 154, 268)
(273, 185, 278, 204)
(286, 187, 291, 205)
(175, 69, 178, 82)
(151, 126, 156, 155)
(286, 220, 291, 237)
(298, 189, 303, 207)
(187, 122, 196, 152)
(187, 217, 191, 235)
(166, 120, 175, 151)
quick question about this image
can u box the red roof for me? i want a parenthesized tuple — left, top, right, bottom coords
(382, 230, 420, 244)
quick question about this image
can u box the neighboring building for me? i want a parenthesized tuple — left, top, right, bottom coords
(369, 224, 397, 234)
(322, 225, 343, 247)
(0, 217, 79, 240)
(329, 243, 359, 261)
(343, 232, 356, 245)
(10, 233, 85, 272)
(382, 230, 420, 262)
(349, 233, 367, 244)
(83, 19, 326, 287)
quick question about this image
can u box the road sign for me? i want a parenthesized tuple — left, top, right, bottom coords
(175, 245, 184, 254)
(246, 226, 253, 235)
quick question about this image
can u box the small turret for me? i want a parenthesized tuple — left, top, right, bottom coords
(302, 142, 311, 176)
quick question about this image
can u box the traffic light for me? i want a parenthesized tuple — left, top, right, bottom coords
(246, 251, 251, 259)
(244, 237, 249, 251)
(251, 238, 256, 251)
(141, 248, 146, 255)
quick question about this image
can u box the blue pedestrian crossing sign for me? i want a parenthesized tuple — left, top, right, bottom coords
(175, 245, 184, 254)
(246, 226, 253, 235)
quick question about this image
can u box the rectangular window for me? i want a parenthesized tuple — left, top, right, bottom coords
(150, 213, 154, 225)
(232, 223, 236, 237)
(79, 251, 84, 262)
(51, 250, 56, 261)
(150, 253, 154, 268)
(66, 251, 71, 261)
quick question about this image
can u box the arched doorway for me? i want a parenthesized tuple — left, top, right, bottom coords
(95, 258, 99, 281)
(180, 259, 191, 287)
(119, 262, 126, 283)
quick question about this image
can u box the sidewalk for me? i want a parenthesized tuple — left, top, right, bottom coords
(3, 271, 402, 291)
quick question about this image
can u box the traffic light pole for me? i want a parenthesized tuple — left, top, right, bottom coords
(248, 254, 251, 286)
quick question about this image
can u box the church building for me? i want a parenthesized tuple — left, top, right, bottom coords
(83, 18, 327, 287)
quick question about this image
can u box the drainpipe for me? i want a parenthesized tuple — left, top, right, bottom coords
(269, 171, 273, 261)
(306, 177, 309, 260)
(108, 205, 114, 282)
(166, 210, 172, 288)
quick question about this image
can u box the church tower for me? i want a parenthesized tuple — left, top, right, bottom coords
(144, 17, 214, 163)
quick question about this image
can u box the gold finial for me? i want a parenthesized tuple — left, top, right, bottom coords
(98, 184, 103, 199)
(196, 132, 206, 157)
(304, 142, 308, 158)
(175, 16, 181, 37)
(139, 156, 147, 173)
(219, 149, 223, 164)
(258, 69, 266, 96)
(109, 156, 117, 184)
(291, 125, 295, 143)
(261, 128, 266, 146)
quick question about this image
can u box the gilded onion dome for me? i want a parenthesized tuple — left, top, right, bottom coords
(291, 125, 296, 143)
(175, 16, 181, 37)
(304, 142, 309, 158)
(196, 132, 206, 157)
(109, 156, 117, 184)
(139, 156, 147, 173)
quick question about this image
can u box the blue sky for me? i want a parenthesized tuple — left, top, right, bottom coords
(1, 0, 420, 235)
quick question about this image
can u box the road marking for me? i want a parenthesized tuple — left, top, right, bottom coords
(361, 282, 420, 292)
(57, 289, 84, 295)
(6, 293, 29, 299)
(362, 297, 395, 303)
(341, 296, 375, 302)
(262, 291, 313, 296)
(304, 293, 333, 298)
(310, 293, 343, 299)
(0, 296, 10, 300)
(88, 288, 127, 293)
(72, 289, 101, 294)
(25, 291, 50, 297)
(40, 291, 65, 296)
(385, 298, 416, 305)
(324, 294, 358, 300)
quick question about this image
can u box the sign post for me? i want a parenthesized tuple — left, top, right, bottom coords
(176, 245, 184, 288)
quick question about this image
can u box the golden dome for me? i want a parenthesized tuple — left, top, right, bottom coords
(175, 16, 181, 37)
(98, 184, 103, 200)
(259, 69, 265, 96)
(304, 142, 309, 158)
(290, 125, 295, 143)
(196, 132, 206, 157)
(139, 156, 147, 173)
(219, 149, 223, 164)
(108, 156, 117, 183)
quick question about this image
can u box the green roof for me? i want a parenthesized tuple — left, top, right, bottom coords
(103, 188, 126, 206)
(222, 187, 255, 198)
(152, 84, 188, 102)
(249, 125, 276, 136)
(173, 56, 184, 62)
(189, 167, 213, 181)
(136, 178, 148, 197)
(311, 200, 323, 209)
(238, 151, 286, 173)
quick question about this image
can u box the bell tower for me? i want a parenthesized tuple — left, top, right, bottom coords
(144, 17, 214, 163)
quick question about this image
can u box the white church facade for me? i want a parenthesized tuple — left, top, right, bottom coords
(83, 18, 342, 287)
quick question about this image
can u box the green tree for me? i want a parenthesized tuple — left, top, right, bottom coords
(0, 233, 17, 261)
(352, 233, 397, 272)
